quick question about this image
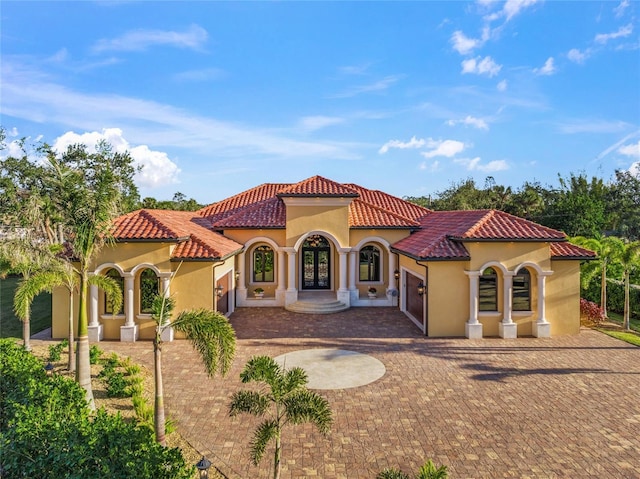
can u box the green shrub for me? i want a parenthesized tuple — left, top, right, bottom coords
(89, 344, 102, 364)
(0, 339, 194, 479)
(47, 339, 68, 362)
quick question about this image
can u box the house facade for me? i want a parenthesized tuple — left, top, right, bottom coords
(51, 176, 594, 341)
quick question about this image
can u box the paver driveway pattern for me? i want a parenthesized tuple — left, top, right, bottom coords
(96, 307, 640, 479)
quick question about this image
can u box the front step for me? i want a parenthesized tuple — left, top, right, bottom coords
(285, 299, 349, 314)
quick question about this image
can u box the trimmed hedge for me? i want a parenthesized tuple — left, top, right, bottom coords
(0, 339, 194, 479)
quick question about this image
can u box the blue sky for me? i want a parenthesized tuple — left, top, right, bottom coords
(2, 1, 639, 204)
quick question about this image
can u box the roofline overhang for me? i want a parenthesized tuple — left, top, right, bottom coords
(115, 237, 185, 243)
(213, 226, 286, 230)
(350, 226, 417, 230)
(170, 247, 244, 262)
(277, 193, 359, 198)
(390, 247, 470, 262)
(451, 237, 565, 243)
(551, 256, 597, 261)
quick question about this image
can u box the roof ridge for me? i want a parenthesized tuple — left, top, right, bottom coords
(139, 209, 183, 238)
(352, 198, 420, 226)
(460, 209, 495, 238)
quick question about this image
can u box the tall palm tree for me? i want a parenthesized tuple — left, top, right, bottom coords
(570, 236, 624, 317)
(151, 291, 236, 446)
(618, 240, 640, 330)
(229, 355, 332, 479)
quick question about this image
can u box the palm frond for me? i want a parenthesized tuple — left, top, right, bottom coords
(172, 308, 236, 378)
(150, 294, 175, 327)
(283, 389, 332, 434)
(282, 366, 308, 394)
(88, 274, 123, 314)
(250, 419, 278, 466)
(239, 355, 283, 389)
(229, 390, 271, 417)
(13, 270, 66, 320)
(416, 460, 448, 479)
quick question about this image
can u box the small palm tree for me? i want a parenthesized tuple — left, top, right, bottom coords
(376, 459, 448, 479)
(151, 291, 236, 446)
(618, 240, 640, 330)
(229, 355, 332, 479)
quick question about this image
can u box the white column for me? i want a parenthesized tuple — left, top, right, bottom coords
(387, 253, 398, 306)
(88, 283, 103, 342)
(277, 248, 286, 293)
(499, 272, 517, 339)
(348, 251, 358, 304)
(120, 273, 138, 342)
(533, 272, 553, 338)
(160, 273, 174, 342)
(465, 271, 483, 339)
(284, 247, 298, 305)
(337, 248, 350, 306)
(237, 252, 246, 293)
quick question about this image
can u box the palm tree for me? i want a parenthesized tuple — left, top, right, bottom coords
(618, 240, 640, 330)
(229, 355, 332, 479)
(12, 257, 122, 372)
(570, 236, 624, 317)
(151, 291, 236, 446)
(376, 460, 448, 479)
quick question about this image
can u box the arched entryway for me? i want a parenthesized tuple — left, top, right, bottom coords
(301, 234, 331, 290)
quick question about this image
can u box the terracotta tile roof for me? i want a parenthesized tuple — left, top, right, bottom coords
(112, 209, 242, 260)
(344, 184, 432, 222)
(276, 175, 359, 197)
(349, 199, 420, 228)
(550, 241, 596, 260)
(198, 183, 287, 223)
(211, 197, 286, 229)
(392, 210, 570, 260)
(453, 210, 566, 241)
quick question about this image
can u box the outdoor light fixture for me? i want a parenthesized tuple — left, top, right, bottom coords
(417, 281, 425, 296)
(394, 270, 400, 280)
(215, 284, 224, 298)
(235, 270, 240, 282)
(44, 362, 54, 377)
(196, 456, 211, 479)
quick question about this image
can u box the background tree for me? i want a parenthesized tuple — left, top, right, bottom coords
(606, 170, 640, 240)
(617, 240, 640, 330)
(150, 290, 236, 446)
(229, 355, 332, 479)
(140, 192, 202, 211)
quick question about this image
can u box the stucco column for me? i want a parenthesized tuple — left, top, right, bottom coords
(277, 248, 286, 292)
(348, 251, 358, 304)
(533, 271, 553, 338)
(465, 271, 483, 339)
(337, 248, 350, 306)
(499, 272, 517, 339)
(87, 283, 103, 342)
(237, 252, 246, 293)
(160, 273, 174, 342)
(120, 273, 138, 342)
(284, 247, 298, 305)
(387, 253, 398, 306)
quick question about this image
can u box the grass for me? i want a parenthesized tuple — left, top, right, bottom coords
(605, 310, 640, 333)
(0, 276, 52, 339)
(597, 329, 640, 347)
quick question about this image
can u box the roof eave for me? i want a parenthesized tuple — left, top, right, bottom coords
(452, 237, 565, 243)
(115, 237, 185, 243)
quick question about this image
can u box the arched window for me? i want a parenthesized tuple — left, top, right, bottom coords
(253, 245, 274, 283)
(359, 245, 380, 282)
(139, 268, 159, 314)
(513, 268, 531, 311)
(104, 268, 124, 314)
(479, 267, 498, 312)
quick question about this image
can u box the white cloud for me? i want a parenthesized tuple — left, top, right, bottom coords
(454, 156, 509, 172)
(421, 139, 466, 158)
(450, 30, 484, 55)
(338, 63, 372, 75)
(483, 0, 539, 22)
(379, 136, 426, 154)
(595, 24, 633, 44)
(496, 79, 508, 91)
(630, 162, 640, 177)
(567, 48, 589, 64)
(329, 75, 403, 99)
(52, 128, 181, 188)
(299, 116, 345, 132)
(446, 115, 489, 130)
(461, 56, 502, 77)
(618, 141, 640, 157)
(614, 0, 630, 18)
(92, 24, 208, 53)
(557, 119, 629, 134)
(534, 57, 556, 76)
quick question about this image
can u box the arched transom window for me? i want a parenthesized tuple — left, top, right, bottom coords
(253, 245, 274, 283)
(139, 268, 159, 314)
(359, 245, 380, 282)
(479, 267, 498, 312)
(513, 268, 531, 311)
(104, 268, 124, 314)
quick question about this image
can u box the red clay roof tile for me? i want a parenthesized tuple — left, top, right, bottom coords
(276, 175, 359, 197)
(349, 199, 420, 228)
(550, 241, 596, 259)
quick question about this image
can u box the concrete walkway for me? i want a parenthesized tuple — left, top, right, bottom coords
(87, 308, 639, 478)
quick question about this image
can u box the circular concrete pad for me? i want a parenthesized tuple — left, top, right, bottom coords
(274, 348, 386, 390)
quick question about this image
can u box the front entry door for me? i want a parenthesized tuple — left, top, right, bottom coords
(302, 235, 331, 289)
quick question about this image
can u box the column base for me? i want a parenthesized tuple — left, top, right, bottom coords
(88, 324, 103, 342)
(160, 325, 174, 342)
(465, 321, 483, 339)
(532, 321, 551, 338)
(285, 289, 298, 306)
(499, 321, 518, 339)
(120, 324, 138, 342)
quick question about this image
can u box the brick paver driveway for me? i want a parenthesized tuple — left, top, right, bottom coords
(99, 308, 640, 478)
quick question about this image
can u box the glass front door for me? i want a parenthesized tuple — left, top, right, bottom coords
(302, 235, 331, 290)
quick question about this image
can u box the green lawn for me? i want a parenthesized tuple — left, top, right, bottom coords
(605, 311, 640, 333)
(0, 276, 52, 339)
(598, 329, 640, 347)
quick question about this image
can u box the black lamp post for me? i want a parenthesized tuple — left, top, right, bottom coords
(196, 456, 211, 479)
(44, 362, 54, 377)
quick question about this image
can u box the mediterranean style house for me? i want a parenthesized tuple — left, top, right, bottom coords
(51, 175, 594, 341)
